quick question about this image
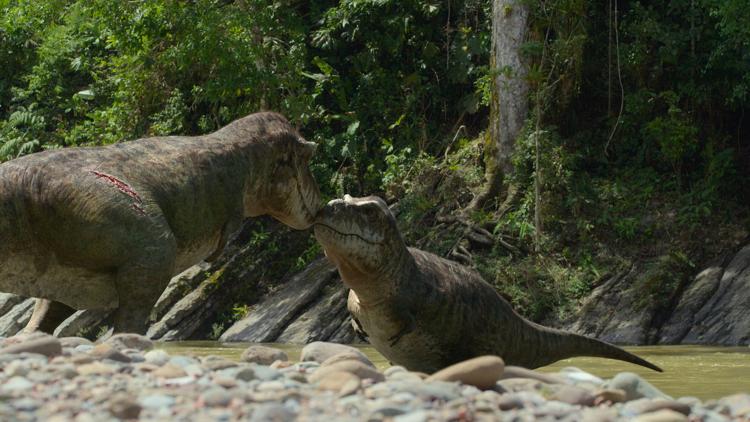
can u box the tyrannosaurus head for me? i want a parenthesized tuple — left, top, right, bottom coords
(314, 195, 408, 283)
(237, 112, 322, 230)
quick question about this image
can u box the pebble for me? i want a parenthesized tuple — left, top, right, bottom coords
(108, 394, 142, 419)
(316, 370, 361, 396)
(0, 335, 62, 357)
(139, 394, 175, 409)
(76, 362, 116, 376)
(559, 366, 606, 386)
(425, 355, 504, 390)
(385, 365, 408, 378)
(144, 349, 170, 366)
(501, 365, 567, 384)
(595, 388, 628, 404)
(631, 409, 688, 422)
(103, 333, 153, 351)
(241, 345, 288, 365)
(59, 337, 93, 348)
(73, 344, 94, 353)
(2, 376, 34, 392)
(201, 388, 232, 407)
(624, 398, 692, 416)
(249, 403, 295, 422)
(607, 372, 672, 401)
(320, 350, 375, 368)
(90, 343, 132, 363)
(547, 384, 596, 406)
(152, 363, 187, 379)
(202, 358, 236, 371)
(251, 364, 281, 381)
(300, 341, 363, 363)
(308, 359, 385, 383)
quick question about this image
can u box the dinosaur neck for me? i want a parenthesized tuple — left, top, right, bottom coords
(338, 244, 416, 308)
(509, 320, 662, 372)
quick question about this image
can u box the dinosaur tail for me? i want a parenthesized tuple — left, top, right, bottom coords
(517, 320, 663, 372)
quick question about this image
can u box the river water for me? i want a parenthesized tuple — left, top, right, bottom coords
(161, 342, 750, 400)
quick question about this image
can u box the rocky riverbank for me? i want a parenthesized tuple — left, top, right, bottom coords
(0, 333, 747, 421)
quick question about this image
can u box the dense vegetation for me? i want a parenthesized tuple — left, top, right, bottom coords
(1, 0, 748, 322)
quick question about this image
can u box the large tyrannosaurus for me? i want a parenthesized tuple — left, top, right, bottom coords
(1, 112, 321, 334)
(314, 195, 662, 373)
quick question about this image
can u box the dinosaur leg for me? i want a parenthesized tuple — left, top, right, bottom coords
(111, 224, 176, 334)
(23, 299, 76, 334)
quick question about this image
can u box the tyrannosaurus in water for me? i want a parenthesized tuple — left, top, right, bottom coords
(0, 112, 321, 334)
(314, 195, 662, 373)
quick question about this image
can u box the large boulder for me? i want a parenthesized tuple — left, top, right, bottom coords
(560, 243, 750, 346)
(0, 298, 34, 337)
(661, 245, 750, 345)
(217, 258, 356, 345)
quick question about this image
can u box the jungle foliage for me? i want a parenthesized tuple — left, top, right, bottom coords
(1, 0, 748, 319)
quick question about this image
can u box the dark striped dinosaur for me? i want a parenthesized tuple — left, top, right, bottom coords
(314, 195, 662, 373)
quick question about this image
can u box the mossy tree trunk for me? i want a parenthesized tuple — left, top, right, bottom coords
(470, 0, 529, 211)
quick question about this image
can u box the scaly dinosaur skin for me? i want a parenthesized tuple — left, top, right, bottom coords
(0, 112, 321, 334)
(314, 195, 662, 373)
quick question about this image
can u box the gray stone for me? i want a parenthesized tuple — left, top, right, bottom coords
(144, 349, 170, 365)
(219, 259, 339, 342)
(501, 365, 567, 384)
(74, 344, 94, 353)
(606, 372, 672, 401)
(108, 394, 141, 419)
(168, 355, 199, 367)
(315, 370, 361, 396)
(150, 263, 210, 322)
(0, 334, 62, 357)
(251, 365, 282, 381)
(201, 388, 232, 407)
(300, 341, 363, 364)
(1, 376, 34, 392)
(394, 380, 462, 401)
(308, 360, 384, 383)
(90, 343, 131, 362)
(624, 399, 691, 416)
(59, 337, 93, 348)
(103, 333, 153, 351)
(240, 345, 288, 365)
(557, 367, 605, 386)
(320, 350, 374, 368)
(139, 394, 175, 409)
(275, 281, 355, 344)
(12, 398, 39, 411)
(557, 243, 750, 346)
(548, 385, 596, 406)
(53, 309, 111, 338)
(384, 366, 408, 378)
(559, 266, 652, 344)
(630, 409, 688, 422)
(718, 393, 750, 418)
(0, 298, 35, 337)
(425, 355, 504, 389)
(673, 246, 750, 345)
(249, 403, 295, 422)
(0, 293, 25, 317)
(145, 279, 215, 341)
(394, 410, 430, 422)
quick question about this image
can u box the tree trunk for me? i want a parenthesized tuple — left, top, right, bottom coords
(469, 0, 529, 210)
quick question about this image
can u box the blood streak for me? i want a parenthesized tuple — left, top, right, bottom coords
(90, 170, 146, 215)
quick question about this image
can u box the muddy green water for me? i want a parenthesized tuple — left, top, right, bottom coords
(160, 342, 750, 401)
